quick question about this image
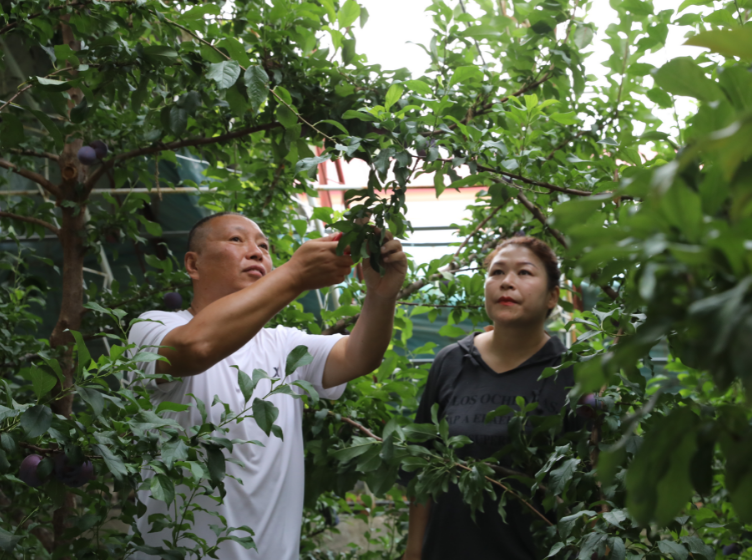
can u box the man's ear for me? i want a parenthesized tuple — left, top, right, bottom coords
(185, 251, 200, 281)
(548, 285, 560, 311)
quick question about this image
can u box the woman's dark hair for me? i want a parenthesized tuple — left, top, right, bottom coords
(483, 236, 561, 292)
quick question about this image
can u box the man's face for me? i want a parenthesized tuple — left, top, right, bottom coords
(186, 215, 273, 296)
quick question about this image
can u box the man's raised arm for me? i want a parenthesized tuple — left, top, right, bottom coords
(156, 235, 353, 377)
(321, 231, 408, 388)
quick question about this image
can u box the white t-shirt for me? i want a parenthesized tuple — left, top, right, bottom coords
(127, 310, 346, 560)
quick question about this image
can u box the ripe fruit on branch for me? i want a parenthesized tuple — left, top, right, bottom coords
(52, 453, 95, 488)
(18, 454, 43, 487)
(77, 146, 98, 165)
(89, 140, 108, 159)
(723, 544, 742, 556)
(576, 393, 604, 419)
(164, 292, 183, 310)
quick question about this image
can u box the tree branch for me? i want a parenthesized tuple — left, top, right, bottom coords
(82, 122, 282, 195)
(10, 148, 60, 162)
(0, 0, 134, 35)
(515, 190, 618, 301)
(0, 211, 60, 236)
(323, 239, 496, 335)
(475, 162, 592, 196)
(0, 158, 61, 198)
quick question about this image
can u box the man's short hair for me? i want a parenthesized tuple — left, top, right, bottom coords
(187, 211, 244, 253)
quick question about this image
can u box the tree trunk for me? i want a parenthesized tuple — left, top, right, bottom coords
(47, 19, 86, 554)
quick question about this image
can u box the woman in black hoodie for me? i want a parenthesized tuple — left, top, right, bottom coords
(402, 236, 579, 560)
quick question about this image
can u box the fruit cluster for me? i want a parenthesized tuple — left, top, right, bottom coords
(77, 140, 109, 165)
(18, 452, 95, 488)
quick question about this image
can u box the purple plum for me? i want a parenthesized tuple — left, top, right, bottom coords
(89, 140, 109, 159)
(18, 454, 43, 487)
(52, 453, 95, 488)
(723, 544, 742, 556)
(163, 292, 183, 310)
(77, 146, 98, 165)
(576, 393, 602, 419)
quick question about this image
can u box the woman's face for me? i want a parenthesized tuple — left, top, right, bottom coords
(484, 245, 559, 327)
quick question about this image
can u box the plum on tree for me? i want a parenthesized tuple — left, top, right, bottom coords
(163, 292, 183, 310)
(89, 140, 108, 159)
(18, 454, 44, 487)
(576, 394, 604, 419)
(77, 146, 98, 165)
(52, 453, 95, 488)
(723, 544, 742, 556)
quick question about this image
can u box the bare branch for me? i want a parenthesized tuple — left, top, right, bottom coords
(454, 203, 505, 258)
(0, 211, 60, 236)
(0, 158, 62, 198)
(475, 162, 592, 196)
(83, 122, 282, 195)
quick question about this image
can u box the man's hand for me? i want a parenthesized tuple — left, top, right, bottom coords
(285, 233, 355, 292)
(362, 229, 407, 300)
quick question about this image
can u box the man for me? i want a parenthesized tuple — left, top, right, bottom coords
(128, 212, 407, 559)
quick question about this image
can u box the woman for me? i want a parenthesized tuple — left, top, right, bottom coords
(402, 236, 579, 560)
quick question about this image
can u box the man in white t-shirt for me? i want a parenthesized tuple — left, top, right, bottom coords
(128, 212, 406, 560)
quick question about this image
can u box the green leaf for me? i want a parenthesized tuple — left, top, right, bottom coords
(93, 443, 128, 480)
(252, 398, 279, 436)
(169, 106, 187, 135)
(0, 113, 24, 149)
(70, 330, 91, 373)
(162, 435, 189, 469)
(338, 0, 360, 28)
(550, 112, 577, 125)
(331, 441, 375, 462)
(295, 154, 329, 174)
(657, 541, 689, 560)
(0, 526, 22, 553)
(405, 79, 433, 95)
(276, 104, 298, 129)
(207, 60, 241, 90)
(142, 46, 178, 63)
(216, 38, 251, 67)
(652, 57, 723, 103)
(385, 83, 404, 111)
(238, 369, 255, 403)
(286, 345, 313, 376)
(485, 405, 512, 423)
(78, 387, 104, 417)
(549, 458, 580, 494)
(177, 3, 221, 21)
(244, 65, 269, 113)
(34, 77, 70, 91)
(155, 401, 190, 414)
(21, 405, 52, 438)
(23, 367, 56, 399)
(150, 474, 176, 506)
(204, 444, 226, 483)
(342, 109, 378, 122)
(573, 24, 594, 49)
(449, 65, 483, 87)
(685, 27, 752, 60)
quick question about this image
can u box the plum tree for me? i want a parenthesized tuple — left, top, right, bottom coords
(18, 454, 43, 488)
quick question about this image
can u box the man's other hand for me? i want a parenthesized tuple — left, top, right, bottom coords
(362, 229, 407, 300)
(286, 234, 354, 292)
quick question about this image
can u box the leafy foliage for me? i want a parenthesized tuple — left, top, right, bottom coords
(2, 0, 752, 558)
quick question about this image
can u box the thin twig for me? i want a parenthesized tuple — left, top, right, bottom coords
(83, 122, 281, 195)
(0, 211, 60, 236)
(454, 203, 505, 258)
(0, 158, 62, 198)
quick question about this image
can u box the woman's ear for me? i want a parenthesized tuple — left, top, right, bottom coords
(547, 285, 560, 311)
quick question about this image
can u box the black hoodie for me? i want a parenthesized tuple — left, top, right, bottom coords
(414, 332, 579, 560)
